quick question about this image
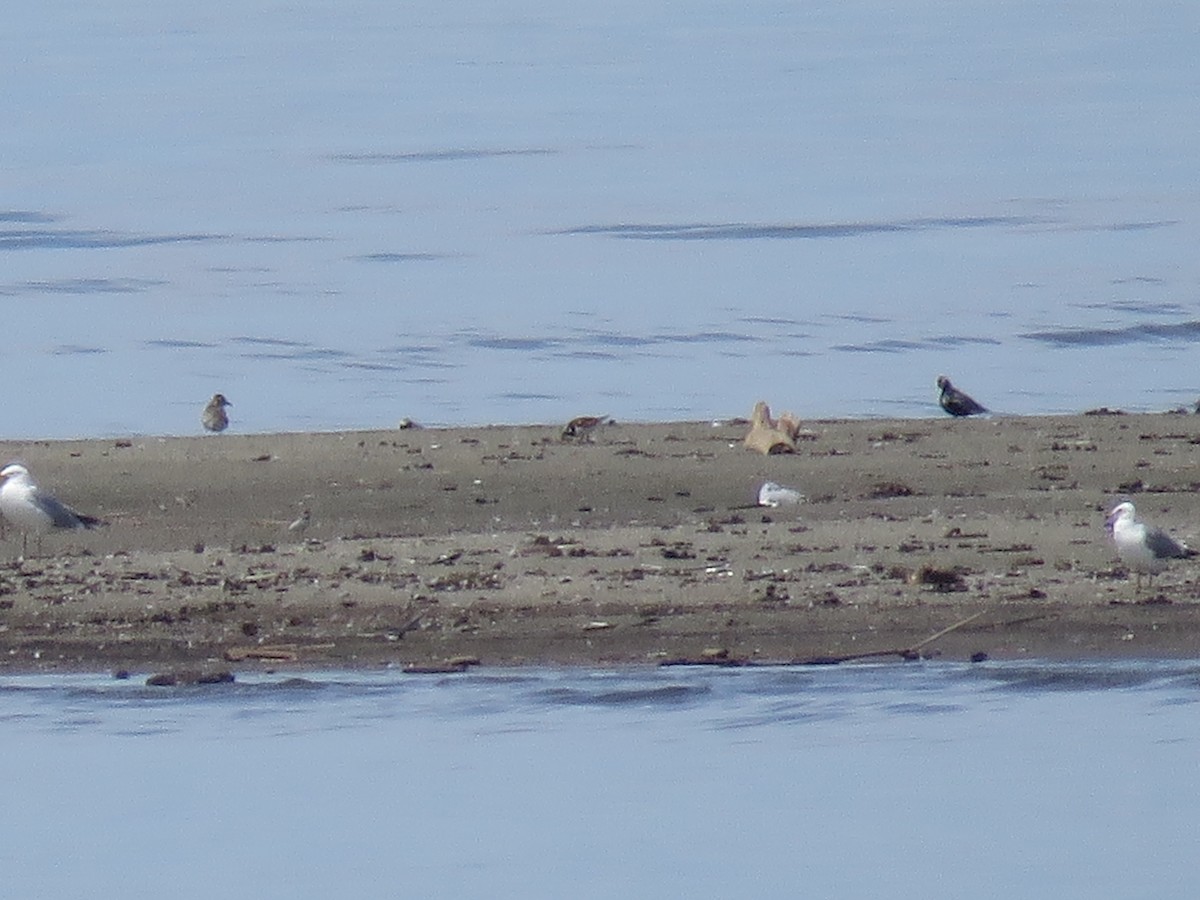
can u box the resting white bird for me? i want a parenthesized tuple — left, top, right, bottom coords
(0, 463, 104, 555)
(1105, 501, 1196, 591)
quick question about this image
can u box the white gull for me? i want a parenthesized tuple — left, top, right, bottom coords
(0, 463, 104, 555)
(1105, 501, 1196, 591)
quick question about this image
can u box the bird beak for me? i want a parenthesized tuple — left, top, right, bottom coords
(1104, 511, 1117, 532)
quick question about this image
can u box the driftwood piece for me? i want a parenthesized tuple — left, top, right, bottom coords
(224, 644, 302, 662)
(792, 610, 989, 665)
(743, 401, 802, 455)
(146, 670, 235, 687)
(659, 610, 1000, 668)
(403, 662, 471, 674)
(403, 655, 482, 675)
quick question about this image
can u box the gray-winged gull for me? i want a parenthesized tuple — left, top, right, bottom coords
(0, 463, 104, 555)
(1105, 500, 1196, 591)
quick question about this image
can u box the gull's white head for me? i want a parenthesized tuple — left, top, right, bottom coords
(0, 463, 31, 482)
(1106, 501, 1136, 533)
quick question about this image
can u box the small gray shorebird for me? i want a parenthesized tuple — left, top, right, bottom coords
(202, 393, 232, 432)
(936, 375, 988, 417)
(0, 463, 105, 555)
(288, 507, 311, 535)
(1105, 501, 1197, 592)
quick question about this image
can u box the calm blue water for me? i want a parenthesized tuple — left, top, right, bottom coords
(3, 660, 1199, 898)
(4, 2, 1200, 438)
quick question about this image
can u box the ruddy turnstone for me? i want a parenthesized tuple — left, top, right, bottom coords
(561, 415, 610, 442)
(202, 393, 232, 432)
(0, 463, 105, 555)
(936, 375, 988, 417)
(1106, 501, 1197, 591)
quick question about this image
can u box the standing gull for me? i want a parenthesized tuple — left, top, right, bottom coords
(202, 393, 232, 432)
(936, 375, 988, 417)
(0, 463, 104, 555)
(1105, 501, 1197, 591)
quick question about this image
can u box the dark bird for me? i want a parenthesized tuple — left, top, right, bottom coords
(936, 375, 988, 417)
(202, 393, 232, 432)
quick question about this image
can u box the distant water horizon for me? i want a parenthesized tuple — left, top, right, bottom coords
(4, 2, 1199, 440)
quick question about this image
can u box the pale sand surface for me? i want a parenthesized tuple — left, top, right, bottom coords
(2, 414, 1200, 674)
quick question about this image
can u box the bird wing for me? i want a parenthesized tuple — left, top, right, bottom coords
(941, 389, 987, 416)
(1145, 527, 1194, 560)
(32, 490, 101, 529)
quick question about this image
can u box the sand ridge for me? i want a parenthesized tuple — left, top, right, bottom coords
(1, 413, 1199, 673)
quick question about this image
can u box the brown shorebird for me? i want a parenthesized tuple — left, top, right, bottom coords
(936, 375, 988, 417)
(561, 415, 610, 442)
(202, 393, 232, 432)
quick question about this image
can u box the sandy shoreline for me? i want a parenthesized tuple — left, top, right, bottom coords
(2, 413, 1200, 675)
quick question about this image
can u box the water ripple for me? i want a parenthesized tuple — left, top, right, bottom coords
(834, 339, 926, 353)
(146, 339, 219, 349)
(0, 277, 163, 295)
(555, 216, 1039, 241)
(52, 344, 108, 356)
(835, 335, 1002, 353)
(0, 227, 223, 251)
(329, 148, 556, 164)
(0, 210, 57, 224)
(1076, 300, 1183, 315)
(353, 252, 452, 262)
(1021, 320, 1200, 347)
(977, 664, 1179, 693)
(469, 336, 562, 351)
(536, 683, 710, 708)
(232, 336, 310, 348)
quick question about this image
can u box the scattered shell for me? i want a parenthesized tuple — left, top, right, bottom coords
(758, 481, 804, 507)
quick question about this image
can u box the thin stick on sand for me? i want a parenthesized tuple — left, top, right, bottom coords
(659, 610, 993, 668)
(795, 609, 988, 666)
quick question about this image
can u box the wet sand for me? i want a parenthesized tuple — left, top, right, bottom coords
(2, 413, 1200, 674)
